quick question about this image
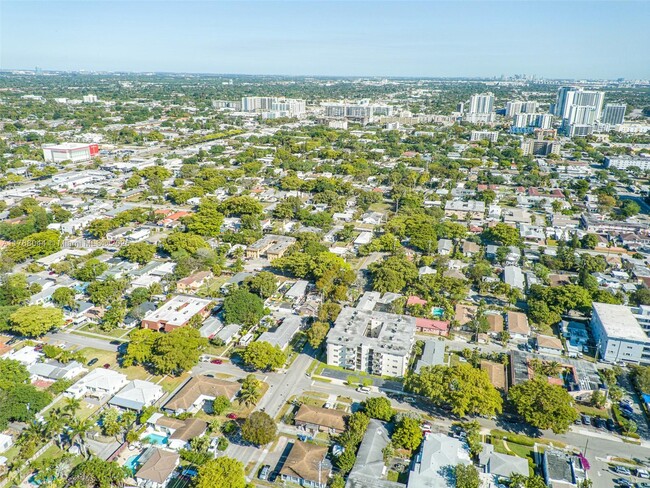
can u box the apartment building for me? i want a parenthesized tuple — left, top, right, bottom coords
(245, 234, 296, 261)
(141, 295, 212, 332)
(326, 307, 416, 377)
(590, 302, 650, 364)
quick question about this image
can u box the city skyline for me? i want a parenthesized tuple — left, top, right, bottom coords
(2, 0, 649, 79)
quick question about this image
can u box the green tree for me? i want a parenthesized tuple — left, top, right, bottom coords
(335, 448, 357, 475)
(67, 457, 128, 488)
(0, 358, 30, 389)
(87, 278, 127, 306)
(239, 374, 262, 406)
(368, 255, 418, 293)
(101, 302, 127, 331)
(149, 327, 208, 375)
(509, 474, 550, 488)
(4, 229, 61, 262)
(73, 259, 109, 282)
(240, 341, 286, 371)
(184, 206, 225, 237)
(160, 232, 209, 255)
(362, 396, 395, 421)
(244, 272, 278, 299)
(455, 464, 480, 488)
(122, 328, 156, 366)
(212, 395, 231, 415)
(194, 457, 247, 488)
(0, 274, 32, 306)
(9, 305, 64, 337)
(223, 289, 265, 326)
(305, 321, 330, 349)
(482, 223, 521, 246)
(241, 411, 277, 445)
(115, 242, 156, 265)
(52, 286, 76, 308)
(392, 417, 423, 451)
(86, 219, 115, 239)
(509, 377, 579, 433)
(405, 363, 502, 417)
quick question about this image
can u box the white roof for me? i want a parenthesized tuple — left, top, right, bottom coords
(71, 368, 127, 391)
(109, 380, 164, 410)
(43, 142, 91, 150)
(593, 302, 648, 342)
(143, 295, 212, 327)
(2, 347, 43, 365)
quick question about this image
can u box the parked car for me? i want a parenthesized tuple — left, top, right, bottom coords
(211, 359, 223, 365)
(109, 340, 121, 345)
(103, 363, 111, 369)
(637, 482, 650, 488)
(606, 418, 616, 431)
(226, 413, 238, 419)
(593, 417, 605, 428)
(87, 358, 99, 366)
(581, 414, 591, 425)
(356, 386, 371, 393)
(616, 479, 633, 488)
(613, 466, 632, 476)
(259, 465, 270, 481)
(636, 469, 650, 479)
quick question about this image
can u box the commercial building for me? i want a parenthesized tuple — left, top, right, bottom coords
(605, 155, 650, 171)
(42, 142, 99, 163)
(326, 307, 416, 377)
(322, 101, 393, 122)
(141, 295, 212, 332)
(505, 101, 539, 116)
(601, 103, 626, 125)
(555, 87, 605, 137)
(590, 302, 650, 364)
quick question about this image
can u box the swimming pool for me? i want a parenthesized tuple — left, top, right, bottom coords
(432, 307, 445, 318)
(124, 454, 142, 474)
(145, 433, 169, 445)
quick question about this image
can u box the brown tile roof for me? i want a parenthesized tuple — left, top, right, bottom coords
(507, 311, 530, 335)
(294, 404, 348, 431)
(135, 448, 179, 484)
(455, 304, 477, 326)
(486, 313, 504, 333)
(155, 416, 185, 430)
(280, 441, 330, 484)
(537, 335, 564, 350)
(164, 376, 240, 411)
(481, 360, 506, 390)
(169, 418, 208, 441)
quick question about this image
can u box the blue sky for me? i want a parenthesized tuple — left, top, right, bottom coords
(1, 1, 649, 79)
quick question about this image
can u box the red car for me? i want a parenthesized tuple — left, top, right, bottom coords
(210, 359, 223, 365)
(226, 413, 238, 419)
(103, 363, 111, 369)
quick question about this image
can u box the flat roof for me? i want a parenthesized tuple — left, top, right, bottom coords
(593, 302, 648, 342)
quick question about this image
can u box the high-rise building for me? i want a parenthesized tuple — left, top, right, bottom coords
(505, 101, 539, 117)
(510, 113, 553, 134)
(555, 86, 605, 136)
(465, 93, 495, 123)
(601, 103, 626, 125)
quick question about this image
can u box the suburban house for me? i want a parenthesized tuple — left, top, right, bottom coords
(141, 295, 213, 332)
(163, 376, 240, 415)
(176, 271, 212, 293)
(108, 380, 164, 411)
(414, 318, 450, 336)
(415, 340, 446, 373)
(145, 414, 209, 451)
(542, 449, 588, 488)
(66, 368, 128, 399)
(279, 441, 331, 488)
(408, 432, 471, 488)
(479, 444, 530, 479)
(28, 360, 86, 382)
(346, 419, 404, 488)
(506, 311, 530, 339)
(294, 405, 348, 435)
(0, 434, 13, 454)
(536, 335, 565, 356)
(134, 447, 180, 488)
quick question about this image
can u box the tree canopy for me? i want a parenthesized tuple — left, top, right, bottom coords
(240, 341, 286, 371)
(509, 376, 579, 433)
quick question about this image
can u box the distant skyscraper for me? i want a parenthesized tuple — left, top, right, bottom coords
(601, 103, 626, 125)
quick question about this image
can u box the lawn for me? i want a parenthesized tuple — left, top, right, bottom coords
(49, 397, 100, 420)
(491, 439, 535, 475)
(77, 323, 129, 339)
(76, 347, 118, 369)
(575, 403, 609, 418)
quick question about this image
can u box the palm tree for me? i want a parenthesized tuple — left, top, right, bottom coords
(68, 417, 94, 458)
(63, 397, 82, 418)
(239, 375, 261, 407)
